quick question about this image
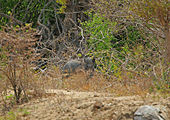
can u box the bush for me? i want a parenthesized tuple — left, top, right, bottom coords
(82, 13, 146, 76)
(81, 11, 169, 94)
(0, 25, 39, 104)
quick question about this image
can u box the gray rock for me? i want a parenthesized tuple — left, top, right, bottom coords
(134, 105, 165, 120)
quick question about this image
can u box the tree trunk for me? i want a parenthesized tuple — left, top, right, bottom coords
(63, 0, 90, 32)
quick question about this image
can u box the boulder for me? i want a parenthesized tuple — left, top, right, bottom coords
(134, 105, 165, 120)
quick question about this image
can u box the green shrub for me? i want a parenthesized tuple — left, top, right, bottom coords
(81, 13, 147, 77)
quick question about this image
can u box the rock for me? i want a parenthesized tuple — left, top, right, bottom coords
(93, 94, 99, 97)
(134, 105, 165, 120)
(77, 103, 91, 109)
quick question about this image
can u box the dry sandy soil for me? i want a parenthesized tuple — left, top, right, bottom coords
(3, 89, 169, 120)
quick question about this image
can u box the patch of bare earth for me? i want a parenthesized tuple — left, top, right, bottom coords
(11, 89, 170, 120)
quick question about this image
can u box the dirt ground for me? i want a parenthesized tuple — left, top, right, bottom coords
(4, 89, 168, 120)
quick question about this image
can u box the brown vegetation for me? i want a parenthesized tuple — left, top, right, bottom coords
(0, 0, 169, 119)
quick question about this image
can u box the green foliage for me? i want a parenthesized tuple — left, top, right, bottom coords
(7, 111, 16, 120)
(127, 26, 145, 47)
(82, 13, 117, 51)
(0, 108, 30, 120)
(0, 0, 18, 25)
(56, 0, 67, 13)
(0, 111, 17, 120)
(56, 0, 67, 4)
(18, 108, 30, 116)
(94, 50, 122, 79)
(82, 12, 146, 77)
(82, 13, 121, 76)
(0, 0, 50, 27)
(5, 94, 14, 100)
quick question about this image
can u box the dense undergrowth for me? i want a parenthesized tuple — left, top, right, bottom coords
(0, 25, 169, 113)
(0, 0, 169, 119)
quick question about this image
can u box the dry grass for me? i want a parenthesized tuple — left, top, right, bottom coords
(37, 66, 169, 98)
(0, 26, 169, 119)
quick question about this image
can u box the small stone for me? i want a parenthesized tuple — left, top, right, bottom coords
(93, 94, 99, 97)
(77, 104, 90, 109)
